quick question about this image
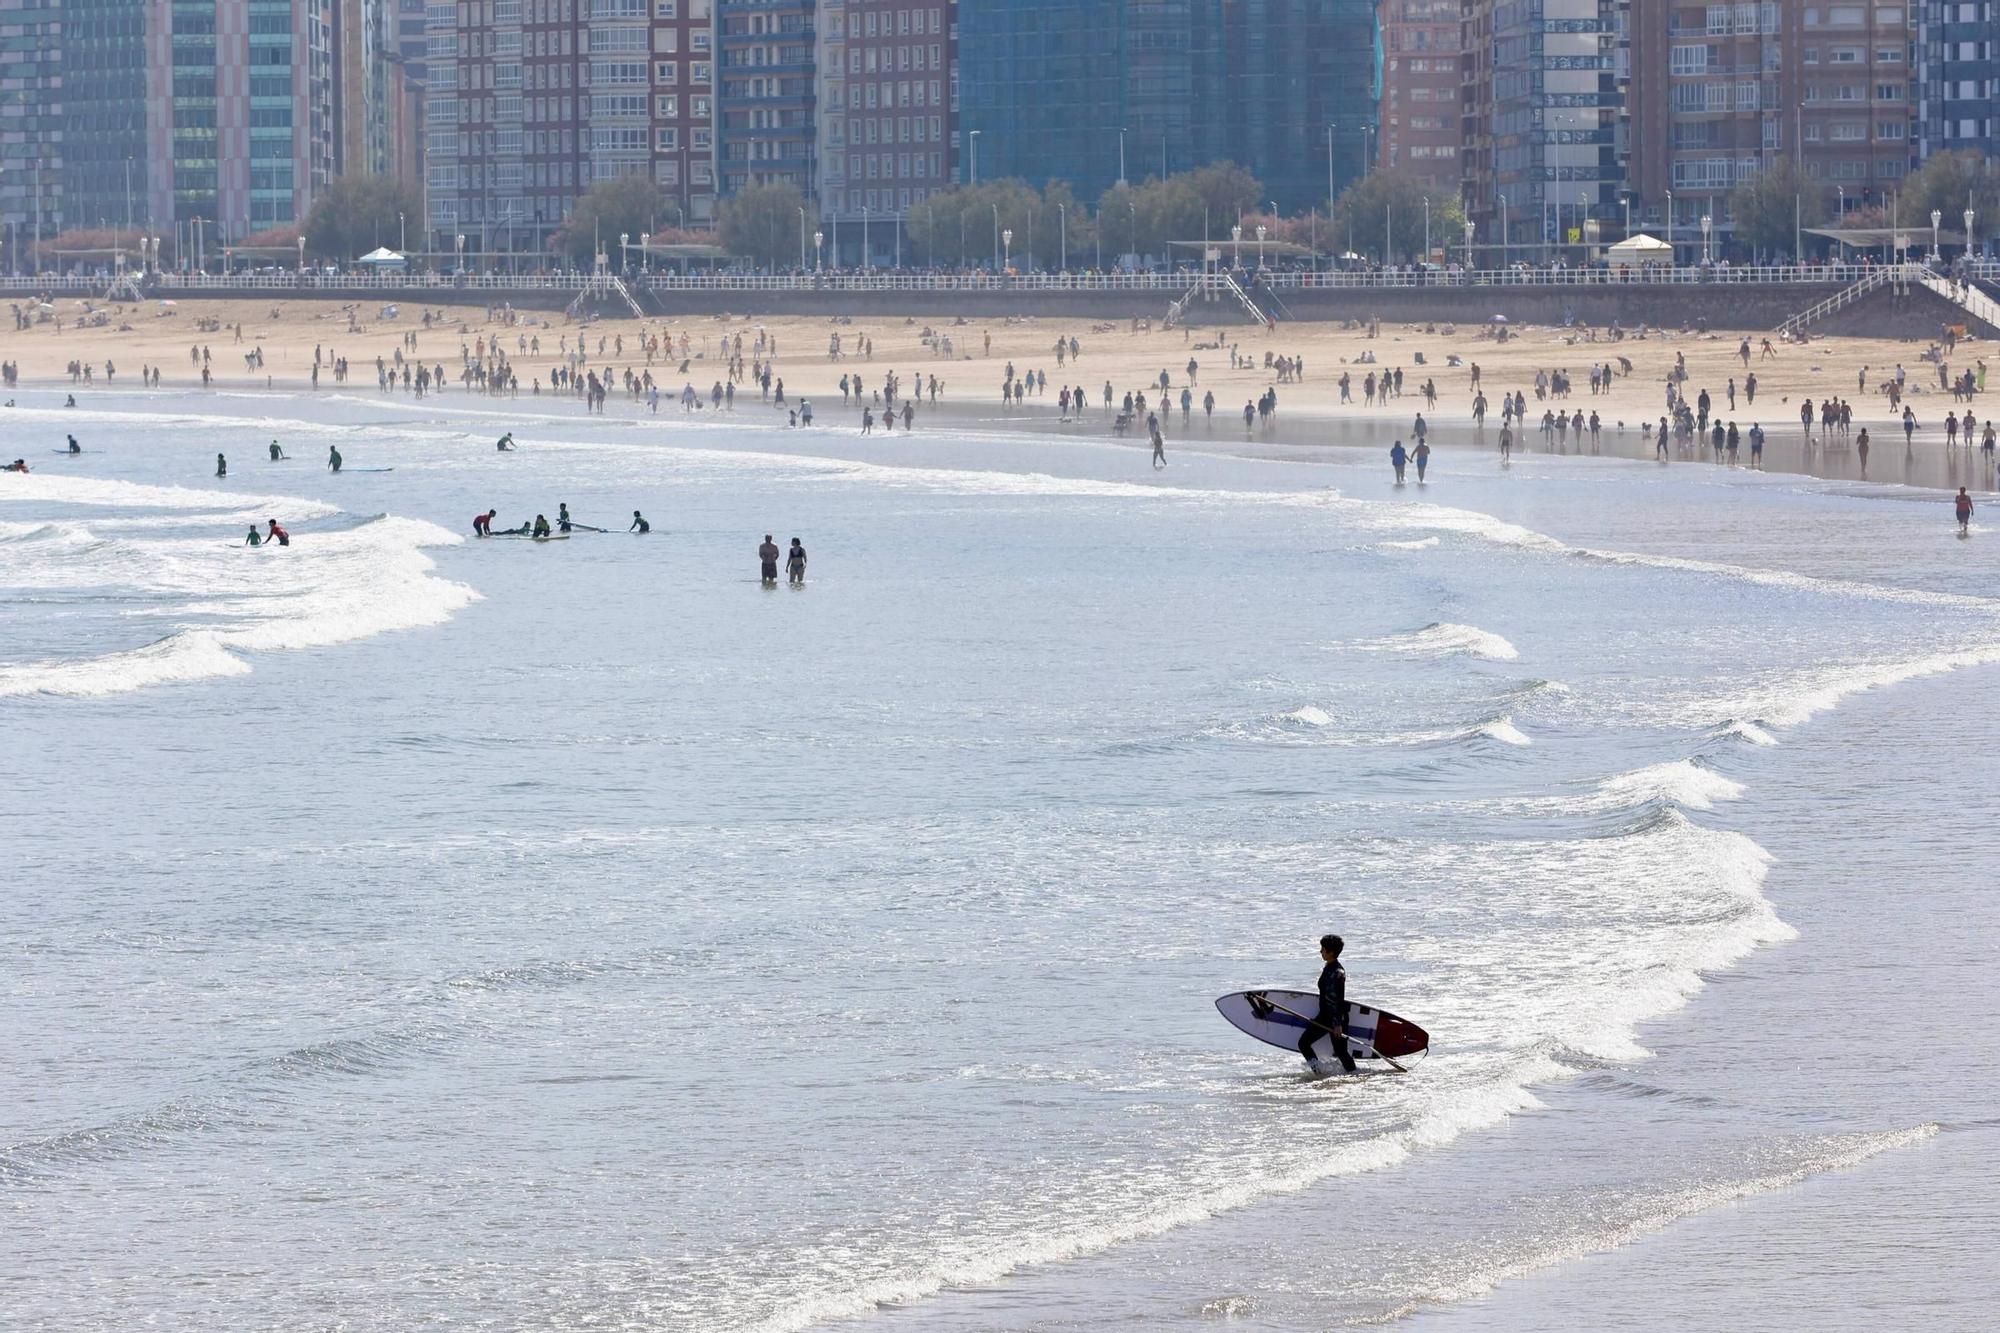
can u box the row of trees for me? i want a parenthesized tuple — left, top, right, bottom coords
(288, 161, 1464, 271)
(154, 150, 2000, 271)
(1724, 149, 2000, 257)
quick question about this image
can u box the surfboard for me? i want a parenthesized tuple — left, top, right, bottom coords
(52, 450, 87, 455)
(341, 467, 395, 472)
(1214, 989, 1429, 1064)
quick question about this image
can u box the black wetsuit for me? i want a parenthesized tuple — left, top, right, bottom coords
(1299, 960, 1357, 1071)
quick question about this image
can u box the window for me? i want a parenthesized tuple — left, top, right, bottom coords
(656, 63, 678, 83)
(657, 127, 679, 149)
(656, 0, 677, 14)
(1877, 119, 1905, 138)
(655, 94, 679, 116)
(691, 62, 710, 84)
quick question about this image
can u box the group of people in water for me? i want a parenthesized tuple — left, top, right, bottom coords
(471, 501, 650, 539)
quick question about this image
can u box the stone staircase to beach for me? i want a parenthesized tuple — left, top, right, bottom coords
(1778, 263, 2000, 340)
(1908, 267, 2000, 336)
(1774, 266, 1899, 339)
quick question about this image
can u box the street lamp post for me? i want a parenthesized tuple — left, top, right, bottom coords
(968, 129, 980, 185)
(1700, 213, 1712, 265)
(1118, 126, 1128, 185)
(1326, 123, 1337, 213)
(297, 236, 306, 274)
(1256, 223, 1267, 270)
(1423, 196, 1431, 264)
(1965, 207, 1977, 258)
(1231, 223, 1241, 269)
(863, 205, 870, 271)
(1665, 189, 1674, 262)
(399, 211, 406, 253)
(1464, 219, 1475, 279)
(990, 203, 999, 271)
(1499, 193, 1508, 268)
(1002, 227, 1013, 271)
(814, 229, 823, 271)
(455, 232, 465, 275)
(1578, 192, 1588, 264)
(1059, 203, 1067, 272)
(1932, 208, 1942, 260)
(798, 205, 807, 269)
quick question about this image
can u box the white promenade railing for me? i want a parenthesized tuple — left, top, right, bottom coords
(7, 261, 2000, 298)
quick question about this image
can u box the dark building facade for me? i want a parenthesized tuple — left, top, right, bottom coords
(957, 0, 1377, 211)
(60, 0, 151, 233)
(1919, 1, 2000, 159)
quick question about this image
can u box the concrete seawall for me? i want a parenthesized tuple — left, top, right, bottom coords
(135, 276, 1990, 337)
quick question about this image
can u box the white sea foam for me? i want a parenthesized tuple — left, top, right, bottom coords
(1476, 718, 1533, 746)
(1595, 760, 1745, 811)
(1358, 622, 1522, 662)
(0, 478, 474, 699)
(1278, 705, 1335, 728)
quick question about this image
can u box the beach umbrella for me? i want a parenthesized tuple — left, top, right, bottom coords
(1489, 314, 1509, 324)
(157, 299, 176, 308)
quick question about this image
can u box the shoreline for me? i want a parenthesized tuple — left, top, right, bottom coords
(6, 294, 1996, 498)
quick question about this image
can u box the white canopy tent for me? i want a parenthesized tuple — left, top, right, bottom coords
(1605, 234, 1674, 267)
(354, 246, 408, 269)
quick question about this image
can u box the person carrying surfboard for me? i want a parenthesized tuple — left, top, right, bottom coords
(1301, 935, 1357, 1073)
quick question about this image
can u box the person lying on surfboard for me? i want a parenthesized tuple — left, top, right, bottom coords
(1302, 935, 1357, 1073)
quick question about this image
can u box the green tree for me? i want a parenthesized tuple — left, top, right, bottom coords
(552, 175, 671, 267)
(1900, 149, 2000, 240)
(1331, 171, 1465, 264)
(302, 175, 424, 262)
(1727, 160, 1826, 259)
(716, 182, 812, 270)
(904, 180, 1094, 269)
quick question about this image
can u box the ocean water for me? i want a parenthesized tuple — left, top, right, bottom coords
(4, 389, 1996, 1329)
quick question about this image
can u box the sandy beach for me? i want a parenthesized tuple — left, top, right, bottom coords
(10, 294, 1999, 492)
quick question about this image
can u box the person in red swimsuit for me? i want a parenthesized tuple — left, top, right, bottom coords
(265, 519, 289, 547)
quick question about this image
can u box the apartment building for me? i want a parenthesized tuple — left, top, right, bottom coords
(958, 0, 1375, 213)
(145, 0, 338, 238)
(1918, 0, 1998, 157)
(1381, 0, 1463, 190)
(425, 0, 716, 258)
(717, 0, 816, 197)
(1626, 1, 1916, 253)
(817, 0, 954, 263)
(1461, 0, 1628, 263)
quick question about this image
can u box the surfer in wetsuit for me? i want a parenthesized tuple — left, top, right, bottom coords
(532, 514, 552, 538)
(474, 509, 497, 537)
(630, 510, 650, 533)
(216, 453, 227, 478)
(327, 445, 342, 473)
(65, 434, 80, 454)
(245, 525, 262, 546)
(1299, 934, 1358, 1072)
(557, 503, 573, 533)
(758, 534, 780, 583)
(269, 439, 286, 461)
(265, 519, 289, 547)
(497, 432, 516, 451)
